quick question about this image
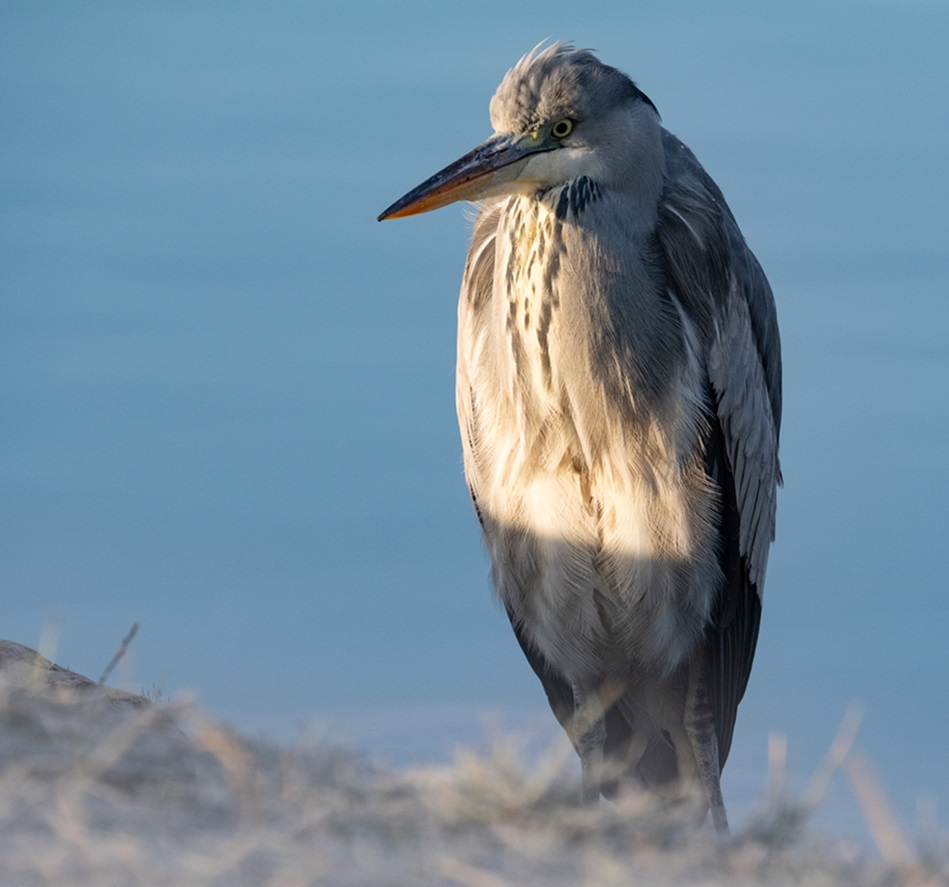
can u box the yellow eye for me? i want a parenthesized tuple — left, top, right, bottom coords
(551, 118, 574, 139)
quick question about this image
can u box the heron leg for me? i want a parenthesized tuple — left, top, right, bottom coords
(572, 683, 607, 803)
(684, 653, 729, 834)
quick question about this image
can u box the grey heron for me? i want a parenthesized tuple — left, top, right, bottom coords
(378, 42, 781, 832)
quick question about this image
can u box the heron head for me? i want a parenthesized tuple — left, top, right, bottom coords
(377, 42, 661, 221)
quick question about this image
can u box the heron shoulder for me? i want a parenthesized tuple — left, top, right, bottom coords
(657, 129, 782, 432)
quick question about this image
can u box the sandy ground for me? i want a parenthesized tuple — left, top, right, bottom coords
(0, 641, 944, 887)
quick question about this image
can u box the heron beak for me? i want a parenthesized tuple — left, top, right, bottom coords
(377, 132, 553, 221)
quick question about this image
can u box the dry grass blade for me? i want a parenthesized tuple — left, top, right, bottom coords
(767, 731, 788, 808)
(440, 857, 515, 887)
(799, 705, 864, 813)
(98, 622, 140, 685)
(846, 754, 916, 870)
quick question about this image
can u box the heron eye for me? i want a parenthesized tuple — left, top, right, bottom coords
(551, 118, 574, 139)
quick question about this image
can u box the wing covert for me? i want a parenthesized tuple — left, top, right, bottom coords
(657, 130, 782, 765)
(658, 129, 782, 590)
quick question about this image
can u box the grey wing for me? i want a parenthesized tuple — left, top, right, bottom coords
(657, 130, 782, 765)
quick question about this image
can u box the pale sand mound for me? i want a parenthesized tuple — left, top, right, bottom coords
(0, 641, 943, 886)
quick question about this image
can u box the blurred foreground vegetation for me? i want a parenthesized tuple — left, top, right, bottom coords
(0, 641, 945, 886)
